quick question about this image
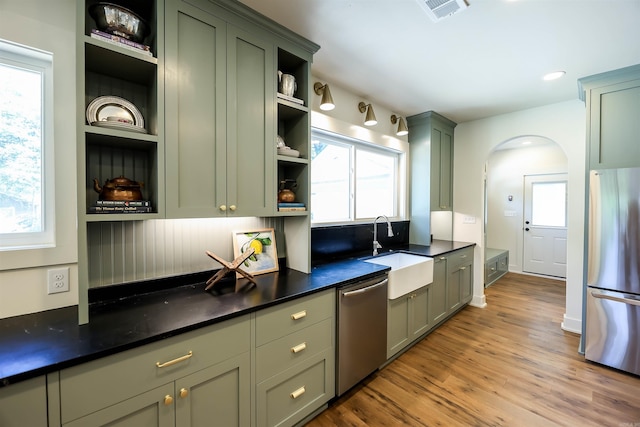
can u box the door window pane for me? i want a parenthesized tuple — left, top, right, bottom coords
(531, 181, 566, 227)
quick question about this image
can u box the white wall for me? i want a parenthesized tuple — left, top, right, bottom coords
(453, 100, 586, 334)
(0, 0, 78, 319)
(486, 143, 568, 273)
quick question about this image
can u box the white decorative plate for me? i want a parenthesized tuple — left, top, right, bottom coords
(86, 96, 145, 129)
(278, 147, 300, 157)
(90, 120, 148, 134)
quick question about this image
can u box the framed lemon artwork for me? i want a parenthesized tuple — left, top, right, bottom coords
(232, 228, 279, 276)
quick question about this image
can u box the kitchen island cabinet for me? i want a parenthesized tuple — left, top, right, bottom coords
(0, 376, 48, 427)
(579, 64, 640, 170)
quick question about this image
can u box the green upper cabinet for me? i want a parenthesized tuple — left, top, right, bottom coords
(406, 111, 457, 245)
(579, 64, 640, 170)
(165, 0, 274, 218)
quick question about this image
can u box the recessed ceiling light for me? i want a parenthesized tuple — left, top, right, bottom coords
(543, 71, 566, 81)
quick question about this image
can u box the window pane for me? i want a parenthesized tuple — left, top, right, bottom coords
(0, 63, 43, 233)
(311, 139, 351, 222)
(355, 149, 395, 219)
(531, 181, 566, 227)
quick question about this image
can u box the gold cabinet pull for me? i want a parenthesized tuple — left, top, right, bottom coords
(291, 310, 307, 320)
(460, 266, 466, 270)
(291, 342, 307, 354)
(179, 388, 189, 399)
(290, 386, 306, 399)
(156, 351, 193, 368)
(219, 205, 227, 212)
(164, 395, 174, 406)
(229, 205, 236, 211)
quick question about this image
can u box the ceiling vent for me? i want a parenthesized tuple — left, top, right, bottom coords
(416, 0, 468, 22)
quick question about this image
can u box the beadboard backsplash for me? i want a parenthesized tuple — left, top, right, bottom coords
(87, 217, 284, 287)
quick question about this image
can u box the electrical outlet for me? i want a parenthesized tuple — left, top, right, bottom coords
(47, 267, 70, 294)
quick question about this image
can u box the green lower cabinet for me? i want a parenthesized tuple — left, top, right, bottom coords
(65, 351, 250, 427)
(387, 285, 430, 359)
(447, 247, 474, 313)
(176, 352, 250, 427)
(256, 349, 334, 427)
(0, 376, 48, 427)
(64, 383, 175, 427)
(429, 256, 448, 326)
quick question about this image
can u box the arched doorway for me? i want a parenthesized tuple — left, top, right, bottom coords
(484, 135, 568, 279)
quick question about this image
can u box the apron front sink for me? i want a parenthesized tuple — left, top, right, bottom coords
(364, 253, 434, 299)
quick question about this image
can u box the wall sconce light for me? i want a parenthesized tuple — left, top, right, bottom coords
(390, 114, 409, 136)
(358, 102, 377, 126)
(313, 82, 335, 111)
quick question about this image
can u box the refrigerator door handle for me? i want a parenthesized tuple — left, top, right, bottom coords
(591, 290, 640, 307)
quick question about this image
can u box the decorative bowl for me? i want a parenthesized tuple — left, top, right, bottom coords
(89, 2, 150, 43)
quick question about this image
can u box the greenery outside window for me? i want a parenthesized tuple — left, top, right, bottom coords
(0, 39, 54, 250)
(311, 128, 401, 224)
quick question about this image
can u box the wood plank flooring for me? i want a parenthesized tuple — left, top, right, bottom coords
(306, 273, 640, 426)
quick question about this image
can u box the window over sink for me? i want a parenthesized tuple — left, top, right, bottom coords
(310, 128, 403, 224)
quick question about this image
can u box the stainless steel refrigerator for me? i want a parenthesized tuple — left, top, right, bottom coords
(585, 167, 640, 376)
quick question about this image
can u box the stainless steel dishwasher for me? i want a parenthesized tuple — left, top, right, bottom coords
(336, 273, 388, 396)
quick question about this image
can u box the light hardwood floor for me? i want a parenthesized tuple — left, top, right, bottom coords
(306, 273, 640, 426)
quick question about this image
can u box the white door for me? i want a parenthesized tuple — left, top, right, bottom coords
(523, 174, 567, 278)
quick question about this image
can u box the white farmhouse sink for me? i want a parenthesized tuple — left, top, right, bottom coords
(364, 253, 434, 299)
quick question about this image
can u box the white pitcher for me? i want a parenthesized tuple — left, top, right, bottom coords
(278, 71, 297, 97)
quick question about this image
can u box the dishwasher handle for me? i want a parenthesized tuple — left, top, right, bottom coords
(342, 278, 388, 298)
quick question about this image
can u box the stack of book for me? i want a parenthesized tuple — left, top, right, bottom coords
(90, 29, 153, 57)
(88, 200, 153, 214)
(278, 202, 306, 212)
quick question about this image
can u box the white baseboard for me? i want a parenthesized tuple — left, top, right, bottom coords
(470, 294, 487, 308)
(561, 314, 582, 335)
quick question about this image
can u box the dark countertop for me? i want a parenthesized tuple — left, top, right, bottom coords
(0, 240, 474, 388)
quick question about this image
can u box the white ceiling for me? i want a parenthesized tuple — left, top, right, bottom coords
(239, 0, 640, 124)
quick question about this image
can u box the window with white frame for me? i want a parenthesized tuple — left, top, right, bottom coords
(311, 128, 400, 223)
(0, 39, 54, 250)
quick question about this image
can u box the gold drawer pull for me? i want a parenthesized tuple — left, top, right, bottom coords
(460, 266, 466, 270)
(179, 388, 189, 399)
(164, 395, 173, 406)
(291, 310, 307, 320)
(156, 351, 193, 368)
(291, 342, 307, 353)
(290, 386, 306, 399)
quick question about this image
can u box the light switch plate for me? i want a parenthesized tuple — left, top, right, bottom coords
(463, 216, 476, 224)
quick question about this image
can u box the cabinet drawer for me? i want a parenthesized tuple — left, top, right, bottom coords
(448, 247, 474, 271)
(59, 314, 250, 424)
(256, 290, 334, 346)
(256, 318, 333, 382)
(256, 349, 334, 427)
